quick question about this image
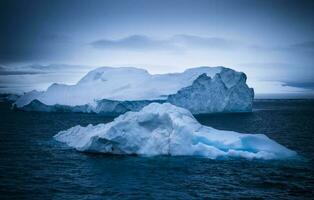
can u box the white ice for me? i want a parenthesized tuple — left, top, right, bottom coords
(14, 66, 224, 107)
(54, 103, 296, 160)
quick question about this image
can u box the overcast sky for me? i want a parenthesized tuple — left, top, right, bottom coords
(0, 0, 313, 97)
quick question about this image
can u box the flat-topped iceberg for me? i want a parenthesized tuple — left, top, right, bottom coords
(54, 103, 296, 159)
(14, 66, 254, 115)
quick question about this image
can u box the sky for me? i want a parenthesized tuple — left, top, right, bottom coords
(0, 0, 313, 98)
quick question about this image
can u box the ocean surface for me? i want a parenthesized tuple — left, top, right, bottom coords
(0, 100, 313, 199)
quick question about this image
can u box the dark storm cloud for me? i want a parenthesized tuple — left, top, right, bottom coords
(91, 35, 240, 51)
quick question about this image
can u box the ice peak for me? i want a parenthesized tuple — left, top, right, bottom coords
(77, 66, 150, 84)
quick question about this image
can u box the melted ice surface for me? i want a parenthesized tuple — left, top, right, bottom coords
(54, 103, 296, 159)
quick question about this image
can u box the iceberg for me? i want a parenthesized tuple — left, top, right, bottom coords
(54, 103, 296, 159)
(14, 66, 254, 114)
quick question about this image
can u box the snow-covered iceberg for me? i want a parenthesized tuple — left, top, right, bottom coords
(54, 103, 296, 159)
(14, 66, 254, 115)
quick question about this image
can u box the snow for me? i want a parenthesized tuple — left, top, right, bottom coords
(14, 66, 254, 114)
(54, 103, 296, 159)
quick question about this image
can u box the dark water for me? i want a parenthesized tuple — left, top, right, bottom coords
(0, 100, 313, 199)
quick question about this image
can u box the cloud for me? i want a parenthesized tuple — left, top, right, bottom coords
(0, 70, 42, 76)
(23, 64, 89, 72)
(91, 35, 175, 51)
(92, 34, 312, 54)
(171, 34, 240, 50)
(0, 64, 90, 75)
(0, 65, 43, 75)
(283, 82, 314, 90)
(249, 41, 314, 52)
(90, 34, 240, 51)
(288, 41, 314, 51)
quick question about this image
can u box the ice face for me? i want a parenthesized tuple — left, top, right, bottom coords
(168, 69, 254, 113)
(14, 66, 254, 114)
(54, 103, 296, 159)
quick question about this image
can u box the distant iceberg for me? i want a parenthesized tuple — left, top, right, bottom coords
(14, 66, 254, 115)
(54, 103, 296, 159)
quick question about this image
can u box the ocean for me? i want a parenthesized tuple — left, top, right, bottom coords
(0, 100, 313, 199)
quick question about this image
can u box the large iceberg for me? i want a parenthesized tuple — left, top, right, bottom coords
(54, 103, 296, 159)
(14, 66, 254, 115)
